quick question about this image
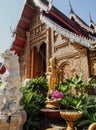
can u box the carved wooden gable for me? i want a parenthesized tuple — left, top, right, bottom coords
(53, 32, 83, 58)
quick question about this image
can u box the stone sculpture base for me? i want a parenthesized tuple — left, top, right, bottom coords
(0, 111, 26, 130)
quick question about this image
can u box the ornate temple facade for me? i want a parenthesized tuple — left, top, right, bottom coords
(10, 0, 96, 82)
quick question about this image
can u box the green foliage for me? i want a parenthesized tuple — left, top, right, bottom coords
(76, 95, 96, 128)
(56, 72, 94, 94)
(21, 77, 48, 130)
(23, 77, 48, 95)
(56, 73, 96, 111)
(60, 93, 86, 111)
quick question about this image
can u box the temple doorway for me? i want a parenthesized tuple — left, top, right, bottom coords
(32, 43, 46, 78)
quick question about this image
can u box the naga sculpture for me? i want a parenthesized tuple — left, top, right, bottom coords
(0, 49, 23, 115)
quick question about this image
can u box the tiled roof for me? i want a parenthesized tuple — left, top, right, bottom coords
(10, 0, 96, 55)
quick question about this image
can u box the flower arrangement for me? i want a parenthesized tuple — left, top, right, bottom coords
(45, 90, 64, 109)
(51, 90, 64, 100)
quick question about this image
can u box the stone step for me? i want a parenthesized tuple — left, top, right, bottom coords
(45, 123, 66, 130)
(46, 128, 65, 130)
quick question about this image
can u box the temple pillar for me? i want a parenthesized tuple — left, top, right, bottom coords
(46, 27, 52, 67)
(31, 47, 34, 78)
(51, 29, 55, 55)
(26, 32, 31, 78)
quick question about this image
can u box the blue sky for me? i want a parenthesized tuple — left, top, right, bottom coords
(0, 0, 96, 54)
(0, 0, 25, 54)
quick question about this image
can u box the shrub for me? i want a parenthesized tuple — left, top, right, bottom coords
(56, 73, 96, 111)
(21, 77, 48, 130)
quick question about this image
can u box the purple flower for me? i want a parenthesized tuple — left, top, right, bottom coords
(51, 90, 64, 99)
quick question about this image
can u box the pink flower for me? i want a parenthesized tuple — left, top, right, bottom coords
(51, 90, 64, 99)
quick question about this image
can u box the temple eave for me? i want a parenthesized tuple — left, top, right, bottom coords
(40, 14, 96, 51)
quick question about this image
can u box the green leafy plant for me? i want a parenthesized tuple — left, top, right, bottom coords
(23, 77, 48, 95)
(76, 95, 96, 129)
(57, 72, 95, 94)
(60, 93, 86, 111)
(56, 72, 96, 111)
(21, 77, 48, 130)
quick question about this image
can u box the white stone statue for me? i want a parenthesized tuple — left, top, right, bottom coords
(0, 49, 23, 115)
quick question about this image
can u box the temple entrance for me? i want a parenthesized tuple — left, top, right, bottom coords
(32, 43, 46, 78)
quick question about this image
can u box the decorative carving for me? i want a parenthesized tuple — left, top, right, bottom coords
(93, 60, 96, 75)
(62, 64, 72, 79)
(30, 29, 35, 37)
(16, 28, 26, 38)
(89, 51, 96, 77)
(54, 42, 79, 58)
(60, 62, 74, 81)
(54, 34, 69, 45)
(90, 59, 96, 75)
(30, 24, 46, 42)
(41, 23, 46, 31)
(35, 27, 41, 34)
(55, 34, 62, 43)
(40, 14, 96, 50)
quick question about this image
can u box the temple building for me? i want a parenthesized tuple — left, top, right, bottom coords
(10, 0, 96, 82)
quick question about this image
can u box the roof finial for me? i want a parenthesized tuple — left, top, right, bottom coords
(69, 0, 74, 14)
(89, 12, 93, 23)
(10, 26, 16, 37)
(47, 0, 53, 12)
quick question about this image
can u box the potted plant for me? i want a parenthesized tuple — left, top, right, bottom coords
(56, 73, 96, 130)
(59, 93, 83, 130)
(45, 90, 64, 109)
(40, 90, 64, 119)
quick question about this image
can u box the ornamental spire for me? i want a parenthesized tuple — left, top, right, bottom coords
(47, 0, 53, 12)
(89, 12, 94, 23)
(69, 0, 74, 14)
